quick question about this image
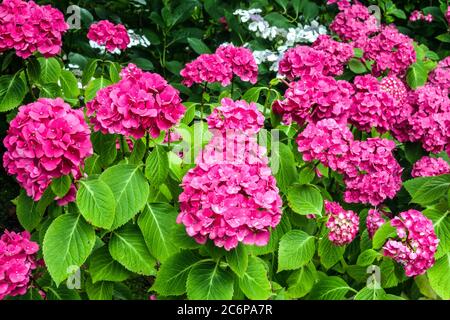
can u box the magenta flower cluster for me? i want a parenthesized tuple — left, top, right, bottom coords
(297, 120, 402, 206)
(312, 35, 354, 77)
(327, 0, 351, 10)
(87, 64, 185, 139)
(366, 209, 386, 238)
(3, 98, 92, 201)
(0, 0, 68, 58)
(181, 44, 258, 87)
(409, 10, 433, 23)
(273, 75, 354, 125)
(0, 230, 39, 300)
(324, 201, 359, 246)
(428, 57, 450, 92)
(278, 46, 329, 80)
(329, 3, 379, 42)
(87, 20, 130, 53)
(383, 210, 439, 277)
(411, 156, 450, 178)
(177, 98, 282, 250)
(361, 25, 416, 76)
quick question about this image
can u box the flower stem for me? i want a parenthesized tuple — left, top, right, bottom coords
(24, 65, 36, 100)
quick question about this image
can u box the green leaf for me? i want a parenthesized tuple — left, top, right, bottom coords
(225, 244, 248, 277)
(423, 209, 450, 259)
(380, 258, 399, 288)
(51, 175, 71, 198)
(403, 174, 450, 206)
(43, 214, 96, 285)
(46, 286, 81, 300)
(357, 249, 381, 267)
(82, 59, 99, 86)
(91, 132, 117, 167)
(38, 57, 61, 84)
(238, 256, 271, 300)
(388, 8, 406, 19)
(318, 236, 345, 269)
(187, 37, 211, 54)
(108, 62, 121, 83)
(84, 154, 102, 175)
(85, 278, 114, 300)
(0, 73, 27, 112)
(39, 83, 61, 98)
(348, 58, 367, 74)
(60, 69, 80, 99)
(131, 57, 154, 71)
(138, 202, 179, 262)
(26, 58, 41, 82)
(187, 261, 234, 300)
(287, 184, 323, 217)
(309, 276, 352, 300)
(145, 145, 169, 186)
(89, 247, 131, 283)
(181, 103, 196, 125)
(436, 33, 450, 43)
(278, 230, 315, 272)
(354, 287, 386, 300)
(152, 251, 201, 296)
(100, 164, 149, 229)
(286, 262, 317, 299)
(242, 87, 264, 103)
(109, 223, 156, 275)
(273, 143, 298, 193)
(171, 224, 202, 250)
(372, 222, 397, 249)
(85, 77, 111, 101)
(406, 62, 428, 89)
(16, 190, 41, 231)
(427, 253, 450, 300)
(76, 178, 116, 229)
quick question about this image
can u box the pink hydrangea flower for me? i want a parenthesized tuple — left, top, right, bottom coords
(330, 4, 379, 42)
(278, 46, 328, 80)
(180, 53, 233, 87)
(3, 98, 93, 201)
(366, 209, 386, 238)
(411, 156, 450, 178)
(87, 20, 130, 53)
(177, 99, 282, 250)
(325, 201, 359, 246)
(348, 75, 397, 133)
(216, 44, 258, 84)
(327, 0, 351, 10)
(87, 64, 185, 139)
(409, 85, 450, 153)
(362, 25, 416, 76)
(428, 57, 450, 92)
(296, 119, 354, 174)
(312, 35, 354, 76)
(343, 138, 403, 206)
(409, 10, 433, 23)
(380, 75, 415, 142)
(0, 0, 68, 58)
(273, 76, 354, 125)
(0, 230, 39, 300)
(383, 210, 439, 277)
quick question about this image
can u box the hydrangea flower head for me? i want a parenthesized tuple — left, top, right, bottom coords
(278, 45, 327, 80)
(362, 25, 416, 76)
(3, 98, 92, 201)
(87, 20, 130, 53)
(330, 4, 379, 42)
(0, 230, 39, 300)
(383, 210, 439, 277)
(87, 64, 185, 139)
(180, 53, 233, 87)
(349, 75, 397, 133)
(428, 57, 450, 92)
(0, 0, 68, 58)
(312, 35, 354, 76)
(325, 200, 359, 246)
(216, 44, 258, 84)
(411, 156, 450, 177)
(366, 209, 386, 238)
(177, 99, 282, 250)
(273, 76, 354, 125)
(343, 138, 403, 206)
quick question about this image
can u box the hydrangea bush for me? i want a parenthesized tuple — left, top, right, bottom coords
(0, 0, 449, 301)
